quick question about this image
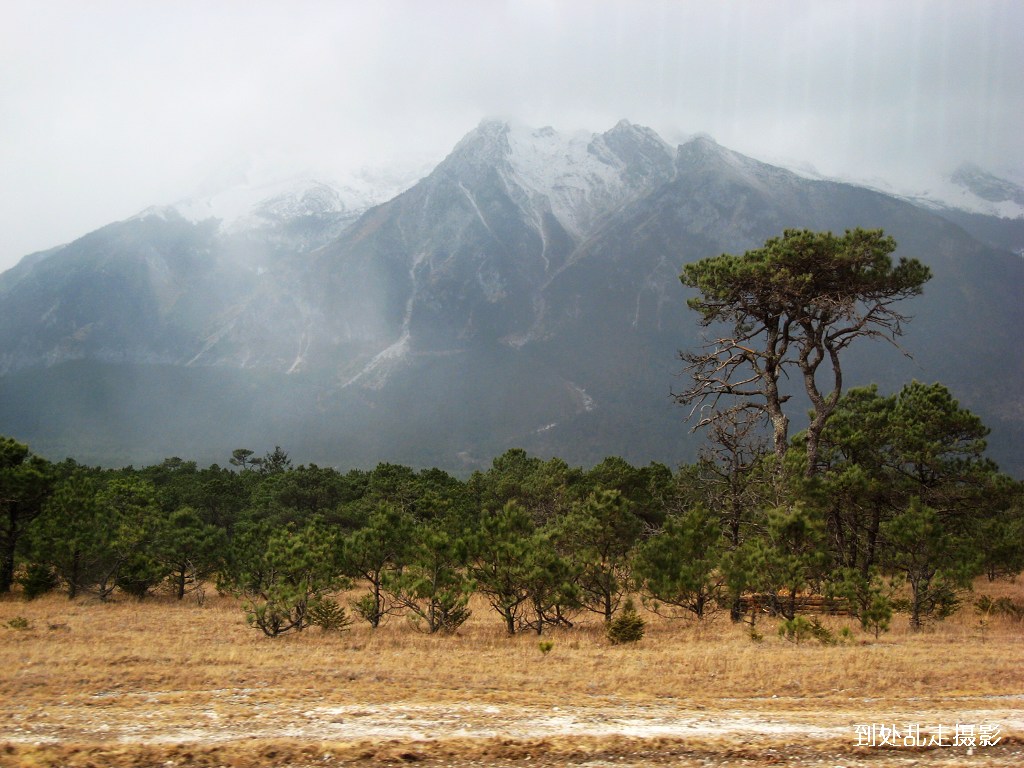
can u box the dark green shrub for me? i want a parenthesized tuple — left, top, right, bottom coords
(115, 552, 167, 599)
(433, 597, 472, 635)
(607, 598, 645, 644)
(19, 563, 57, 600)
(976, 595, 1024, 622)
(779, 615, 837, 645)
(995, 597, 1024, 621)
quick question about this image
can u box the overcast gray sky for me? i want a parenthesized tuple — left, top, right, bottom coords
(2, 0, 1021, 272)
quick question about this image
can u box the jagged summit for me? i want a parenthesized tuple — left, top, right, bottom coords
(436, 120, 676, 239)
(600, 120, 675, 172)
(681, 131, 718, 146)
(674, 133, 809, 196)
(440, 119, 515, 174)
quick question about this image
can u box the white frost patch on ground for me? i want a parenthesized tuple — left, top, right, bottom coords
(301, 703, 847, 742)
(7, 695, 1023, 748)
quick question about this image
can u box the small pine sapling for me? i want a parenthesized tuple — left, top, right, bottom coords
(777, 615, 813, 645)
(308, 598, 353, 632)
(861, 590, 892, 639)
(607, 598, 645, 644)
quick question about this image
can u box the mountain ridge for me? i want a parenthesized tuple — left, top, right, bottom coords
(1, 120, 1021, 475)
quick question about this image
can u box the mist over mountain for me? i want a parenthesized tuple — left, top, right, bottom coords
(1, 121, 1021, 475)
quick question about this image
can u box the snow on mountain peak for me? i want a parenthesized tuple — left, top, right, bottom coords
(498, 121, 675, 237)
(251, 181, 345, 221)
(163, 178, 343, 232)
(138, 162, 433, 234)
(950, 163, 1024, 206)
(854, 165, 1024, 220)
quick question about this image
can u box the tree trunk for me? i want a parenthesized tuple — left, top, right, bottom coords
(730, 588, 743, 622)
(909, 575, 928, 631)
(0, 551, 13, 594)
(765, 386, 789, 462)
(0, 507, 16, 593)
(372, 578, 382, 628)
(68, 550, 80, 600)
(864, 501, 882, 576)
(805, 424, 821, 477)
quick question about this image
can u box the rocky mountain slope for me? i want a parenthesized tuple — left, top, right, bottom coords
(1, 121, 1021, 474)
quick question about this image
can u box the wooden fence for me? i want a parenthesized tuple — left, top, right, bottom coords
(736, 594, 852, 617)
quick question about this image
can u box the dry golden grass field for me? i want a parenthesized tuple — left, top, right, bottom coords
(1, 579, 1022, 767)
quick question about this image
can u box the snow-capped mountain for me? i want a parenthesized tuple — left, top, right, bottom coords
(140, 161, 432, 234)
(166, 179, 348, 230)
(946, 164, 1024, 216)
(1, 120, 1021, 474)
(889, 166, 1024, 220)
(809, 164, 1024, 222)
(290, 119, 679, 382)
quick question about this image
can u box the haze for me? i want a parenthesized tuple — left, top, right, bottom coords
(2, 0, 1021, 273)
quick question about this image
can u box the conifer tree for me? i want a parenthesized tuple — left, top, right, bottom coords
(678, 228, 930, 474)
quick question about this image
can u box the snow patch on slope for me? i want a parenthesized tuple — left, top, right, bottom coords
(339, 333, 411, 390)
(567, 381, 596, 412)
(341, 251, 428, 389)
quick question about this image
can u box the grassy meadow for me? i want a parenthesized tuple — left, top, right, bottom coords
(1, 578, 1022, 767)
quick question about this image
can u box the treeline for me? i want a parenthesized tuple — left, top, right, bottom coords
(1, 381, 1021, 637)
